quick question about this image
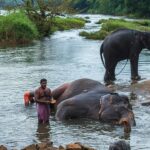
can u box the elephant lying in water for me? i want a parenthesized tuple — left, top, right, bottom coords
(52, 78, 135, 132)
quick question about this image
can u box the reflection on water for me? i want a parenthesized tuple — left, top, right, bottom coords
(0, 14, 150, 149)
(36, 123, 51, 143)
(129, 92, 137, 101)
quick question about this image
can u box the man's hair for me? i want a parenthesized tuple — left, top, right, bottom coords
(40, 78, 47, 83)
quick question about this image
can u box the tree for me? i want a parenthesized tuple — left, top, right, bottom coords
(21, 0, 73, 36)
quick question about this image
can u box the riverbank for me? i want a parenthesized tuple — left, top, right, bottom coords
(0, 140, 130, 150)
(0, 12, 38, 47)
(0, 142, 95, 150)
(0, 11, 86, 48)
(79, 18, 150, 40)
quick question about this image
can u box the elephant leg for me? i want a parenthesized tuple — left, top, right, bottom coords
(104, 61, 117, 84)
(130, 55, 141, 80)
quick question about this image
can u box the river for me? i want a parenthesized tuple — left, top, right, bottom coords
(0, 14, 150, 150)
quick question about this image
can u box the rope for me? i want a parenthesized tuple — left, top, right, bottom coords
(115, 59, 128, 76)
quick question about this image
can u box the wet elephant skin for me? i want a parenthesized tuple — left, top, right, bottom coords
(100, 29, 150, 84)
(52, 78, 135, 132)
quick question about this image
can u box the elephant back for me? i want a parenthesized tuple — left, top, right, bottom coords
(57, 78, 110, 102)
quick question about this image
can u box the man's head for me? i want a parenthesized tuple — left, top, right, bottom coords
(40, 78, 47, 89)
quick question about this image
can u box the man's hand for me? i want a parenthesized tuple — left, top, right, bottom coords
(50, 98, 56, 104)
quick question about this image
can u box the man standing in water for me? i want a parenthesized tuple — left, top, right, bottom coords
(35, 79, 52, 124)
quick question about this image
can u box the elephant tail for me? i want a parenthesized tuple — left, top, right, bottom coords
(100, 42, 105, 68)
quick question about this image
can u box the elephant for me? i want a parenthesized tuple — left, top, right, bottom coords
(100, 28, 150, 84)
(52, 78, 135, 133)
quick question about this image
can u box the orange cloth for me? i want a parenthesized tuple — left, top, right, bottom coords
(24, 91, 30, 106)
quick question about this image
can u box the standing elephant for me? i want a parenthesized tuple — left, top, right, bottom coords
(100, 29, 150, 84)
(52, 78, 135, 133)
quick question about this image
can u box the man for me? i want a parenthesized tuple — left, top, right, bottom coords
(35, 78, 52, 124)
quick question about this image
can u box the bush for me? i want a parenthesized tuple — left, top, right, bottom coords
(101, 19, 150, 32)
(96, 19, 107, 24)
(79, 30, 108, 40)
(0, 11, 39, 47)
(134, 20, 150, 27)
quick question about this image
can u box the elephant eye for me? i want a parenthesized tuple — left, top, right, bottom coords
(124, 101, 127, 104)
(114, 107, 119, 112)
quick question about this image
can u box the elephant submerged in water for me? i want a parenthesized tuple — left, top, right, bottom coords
(52, 78, 135, 132)
(100, 29, 150, 84)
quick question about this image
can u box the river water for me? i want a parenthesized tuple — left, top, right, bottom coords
(0, 14, 150, 150)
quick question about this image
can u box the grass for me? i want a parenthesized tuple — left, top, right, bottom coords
(0, 12, 86, 48)
(0, 11, 39, 47)
(51, 17, 85, 32)
(79, 18, 150, 40)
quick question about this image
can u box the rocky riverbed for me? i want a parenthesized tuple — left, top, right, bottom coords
(0, 142, 95, 150)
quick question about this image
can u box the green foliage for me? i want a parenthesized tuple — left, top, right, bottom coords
(134, 20, 150, 27)
(96, 19, 107, 24)
(22, 0, 75, 37)
(0, 11, 38, 46)
(102, 19, 150, 32)
(0, 10, 85, 47)
(70, 0, 93, 13)
(51, 17, 85, 31)
(79, 18, 150, 40)
(79, 30, 108, 40)
(71, 0, 150, 18)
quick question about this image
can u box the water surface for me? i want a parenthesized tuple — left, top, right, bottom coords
(0, 14, 150, 150)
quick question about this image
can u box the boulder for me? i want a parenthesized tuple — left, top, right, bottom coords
(75, 142, 95, 150)
(59, 145, 65, 150)
(0, 145, 7, 150)
(66, 143, 82, 150)
(36, 143, 47, 150)
(21, 144, 36, 150)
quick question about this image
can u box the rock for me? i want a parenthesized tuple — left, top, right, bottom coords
(46, 147, 58, 150)
(132, 80, 150, 92)
(0, 145, 7, 150)
(36, 142, 47, 149)
(4, 142, 95, 150)
(66, 143, 82, 150)
(75, 142, 95, 150)
(141, 101, 150, 106)
(59, 145, 65, 150)
(21, 144, 36, 150)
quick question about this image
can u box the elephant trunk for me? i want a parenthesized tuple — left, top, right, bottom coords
(119, 111, 135, 133)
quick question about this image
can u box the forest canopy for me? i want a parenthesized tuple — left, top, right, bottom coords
(70, 0, 150, 18)
(1, 0, 150, 18)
